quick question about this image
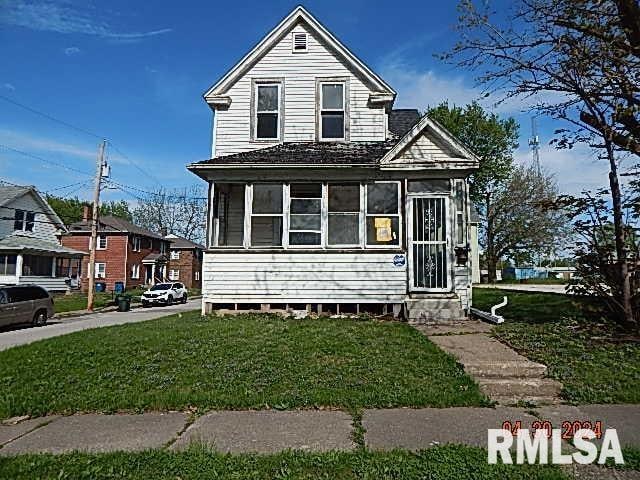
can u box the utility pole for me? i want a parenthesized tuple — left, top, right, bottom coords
(87, 140, 106, 311)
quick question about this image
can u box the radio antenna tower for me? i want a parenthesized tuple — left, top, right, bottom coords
(528, 116, 541, 175)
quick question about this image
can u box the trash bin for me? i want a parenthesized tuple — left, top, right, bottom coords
(117, 295, 131, 312)
(114, 281, 124, 294)
(95, 282, 106, 292)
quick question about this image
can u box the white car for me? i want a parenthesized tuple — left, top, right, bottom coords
(141, 282, 188, 307)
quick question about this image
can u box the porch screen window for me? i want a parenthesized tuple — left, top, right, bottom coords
(217, 184, 245, 247)
(0, 254, 16, 275)
(320, 83, 345, 139)
(251, 184, 283, 247)
(255, 84, 280, 140)
(22, 255, 52, 276)
(289, 183, 322, 246)
(454, 180, 466, 245)
(13, 209, 35, 232)
(365, 183, 400, 246)
(328, 183, 360, 246)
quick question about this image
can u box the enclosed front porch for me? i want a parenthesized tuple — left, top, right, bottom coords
(202, 177, 472, 317)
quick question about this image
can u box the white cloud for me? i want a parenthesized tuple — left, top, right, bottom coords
(1, 83, 15, 91)
(64, 46, 81, 56)
(515, 143, 609, 195)
(0, 128, 96, 160)
(0, 1, 172, 42)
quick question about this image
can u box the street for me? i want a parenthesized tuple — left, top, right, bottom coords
(0, 299, 200, 352)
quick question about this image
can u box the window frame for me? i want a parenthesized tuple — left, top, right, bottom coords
(454, 179, 467, 247)
(131, 263, 140, 279)
(252, 79, 284, 142)
(287, 183, 324, 248)
(13, 209, 35, 232)
(364, 181, 403, 249)
(248, 183, 285, 249)
(132, 236, 141, 252)
(95, 262, 106, 279)
(96, 234, 108, 250)
(170, 250, 180, 260)
(169, 269, 180, 281)
(326, 182, 363, 248)
(317, 78, 349, 142)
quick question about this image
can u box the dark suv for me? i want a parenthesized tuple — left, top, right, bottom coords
(0, 285, 54, 328)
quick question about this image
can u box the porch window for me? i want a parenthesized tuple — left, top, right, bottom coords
(55, 258, 80, 278)
(250, 184, 283, 247)
(216, 184, 245, 247)
(14, 209, 35, 232)
(327, 183, 360, 246)
(0, 254, 16, 275)
(454, 180, 466, 246)
(319, 83, 345, 140)
(365, 183, 400, 247)
(255, 83, 280, 140)
(288, 183, 322, 246)
(22, 255, 52, 276)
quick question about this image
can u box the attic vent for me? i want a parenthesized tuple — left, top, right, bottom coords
(292, 32, 307, 52)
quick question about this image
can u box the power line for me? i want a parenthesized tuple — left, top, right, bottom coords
(0, 143, 94, 177)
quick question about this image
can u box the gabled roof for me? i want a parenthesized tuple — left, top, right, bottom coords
(0, 184, 66, 231)
(203, 6, 396, 101)
(68, 216, 167, 240)
(165, 233, 204, 250)
(380, 114, 481, 165)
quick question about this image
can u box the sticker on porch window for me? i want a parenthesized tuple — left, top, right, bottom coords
(393, 254, 405, 267)
(374, 217, 393, 242)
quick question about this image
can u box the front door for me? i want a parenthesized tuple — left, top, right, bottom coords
(408, 196, 450, 292)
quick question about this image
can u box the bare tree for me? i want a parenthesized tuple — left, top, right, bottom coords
(484, 165, 567, 279)
(133, 185, 206, 243)
(444, 0, 640, 328)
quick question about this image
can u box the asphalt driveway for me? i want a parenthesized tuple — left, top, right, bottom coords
(0, 299, 200, 351)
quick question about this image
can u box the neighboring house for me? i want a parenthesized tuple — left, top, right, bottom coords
(187, 7, 479, 321)
(61, 208, 172, 291)
(165, 233, 204, 289)
(0, 185, 85, 292)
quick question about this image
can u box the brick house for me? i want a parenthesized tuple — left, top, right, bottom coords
(61, 209, 172, 291)
(165, 234, 204, 289)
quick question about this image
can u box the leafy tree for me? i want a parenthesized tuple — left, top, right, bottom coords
(46, 195, 133, 225)
(427, 102, 519, 204)
(443, 0, 640, 328)
(485, 165, 567, 280)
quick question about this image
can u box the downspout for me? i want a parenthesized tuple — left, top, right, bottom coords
(470, 296, 508, 324)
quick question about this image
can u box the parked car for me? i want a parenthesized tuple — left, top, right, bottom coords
(0, 285, 54, 328)
(141, 283, 187, 307)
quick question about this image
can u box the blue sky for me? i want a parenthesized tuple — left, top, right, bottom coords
(0, 0, 609, 202)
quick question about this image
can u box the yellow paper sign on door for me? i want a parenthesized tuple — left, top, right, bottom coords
(374, 217, 392, 242)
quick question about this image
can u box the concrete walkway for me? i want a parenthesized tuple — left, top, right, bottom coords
(415, 320, 563, 405)
(1, 405, 639, 455)
(0, 299, 200, 351)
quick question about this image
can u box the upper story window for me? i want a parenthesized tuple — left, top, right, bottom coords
(170, 250, 180, 260)
(319, 82, 346, 140)
(13, 209, 35, 232)
(132, 236, 141, 252)
(96, 234, 108, 250)
(254, 82, 281, 140)
(160, 241, 167, 254)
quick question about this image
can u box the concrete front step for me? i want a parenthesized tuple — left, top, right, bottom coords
(478, 378, 563, 400)
(491, 395, 562, 406)
(464, 360, 547, 379)
(405, 298, 466, 323)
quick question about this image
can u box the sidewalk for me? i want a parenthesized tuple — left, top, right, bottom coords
(1, 405, 639, 455)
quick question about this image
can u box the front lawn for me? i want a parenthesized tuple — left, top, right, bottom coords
(0, 313, 487, 418)
(473, 288, 640, 404)
(53, 288, 145, 313)
(0, 446, 568, 480)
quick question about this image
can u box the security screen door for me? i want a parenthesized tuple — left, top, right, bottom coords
(409, 196, 450, 291)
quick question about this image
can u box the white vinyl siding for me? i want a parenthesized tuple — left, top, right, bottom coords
(213, 23, 385, 156)
(394, 131, 458, 163)
(202, 252, 407, 303)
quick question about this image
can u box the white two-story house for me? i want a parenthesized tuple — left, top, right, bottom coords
(188, 6, 479, 321)
(0, 185, 85, 291)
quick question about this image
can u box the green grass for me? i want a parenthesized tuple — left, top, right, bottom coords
(0, 446, 569, 480)
(53, 292, 114, 313)
(0, 313, 488, 418)
(474, 288, 640, 404)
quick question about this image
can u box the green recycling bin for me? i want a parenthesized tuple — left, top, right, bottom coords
(117, 295, 131, 312)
